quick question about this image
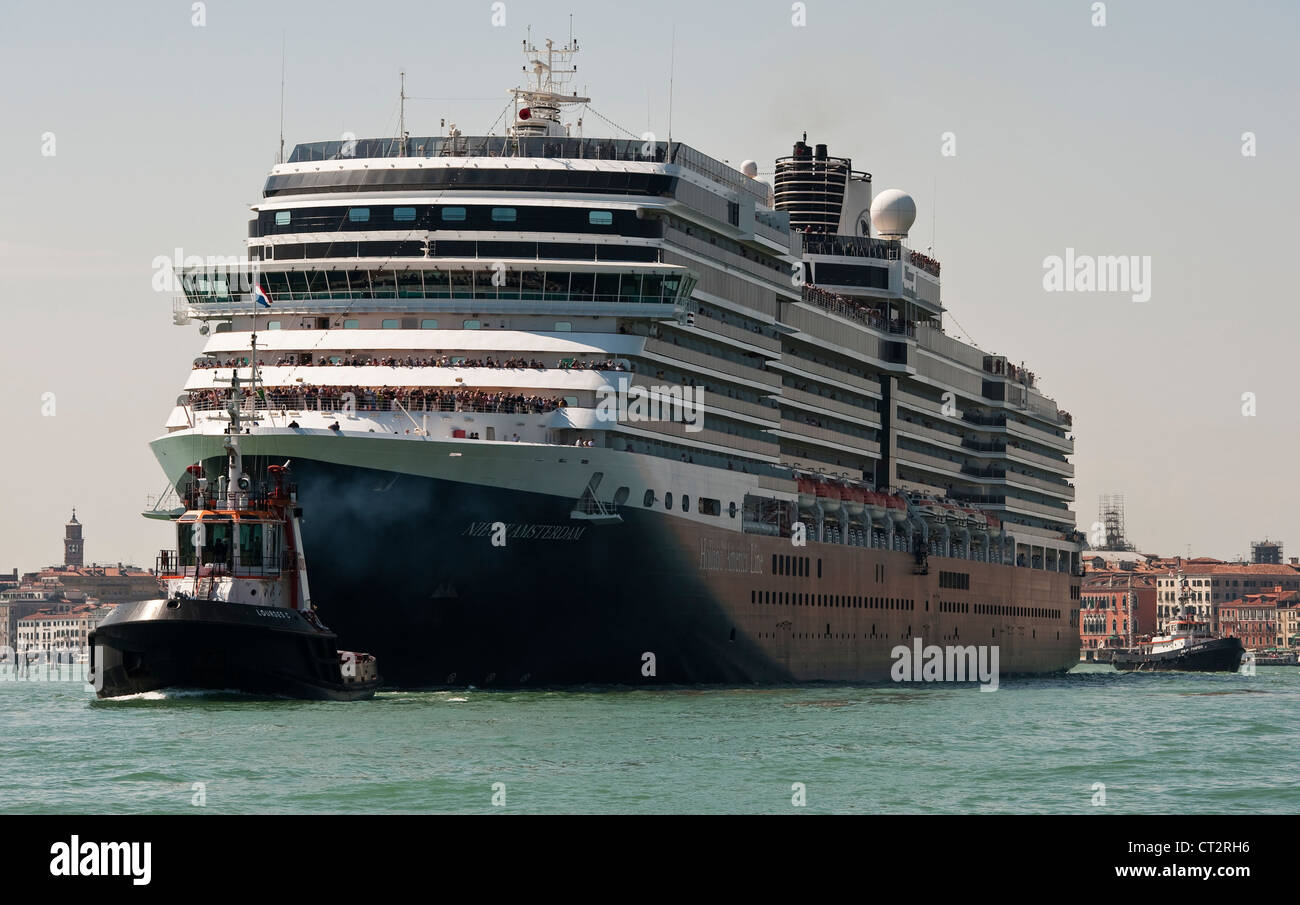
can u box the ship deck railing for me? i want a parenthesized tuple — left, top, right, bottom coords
(284, 135, 770, 205)
(186, 397, 566, 416)
(157, 549, 296, 579)
(799, 285, 916, 338)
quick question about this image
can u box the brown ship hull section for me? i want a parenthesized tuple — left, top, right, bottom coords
(682, 519, 1080, 681)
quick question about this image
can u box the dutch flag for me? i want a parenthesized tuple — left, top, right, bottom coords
(254, 284, 273, 308)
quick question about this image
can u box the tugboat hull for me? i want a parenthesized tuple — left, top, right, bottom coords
(1111, 637, 1244, 673)
(88, 598, 380, 701)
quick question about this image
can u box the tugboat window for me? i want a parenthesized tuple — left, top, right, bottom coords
(239, 523, 264, 568)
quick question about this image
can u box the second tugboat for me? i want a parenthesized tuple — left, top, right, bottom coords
(1112, 571, 1244, 673)
(90, 370, 380, 700)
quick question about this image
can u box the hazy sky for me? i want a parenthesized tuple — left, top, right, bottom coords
(1, 0, 1296, 568)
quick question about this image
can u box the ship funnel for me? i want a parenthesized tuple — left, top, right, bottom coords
(774, 136, 862, 234)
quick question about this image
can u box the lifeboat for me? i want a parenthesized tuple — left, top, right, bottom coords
(963, 508, 988, 530)
(912, 495, 946, 523)
(815, 481, 841, 502)
(796, 475, 818, 509)
(886, 494, 909, 523)
(942, 503, 968, 527)
(864, 490, 888, 519)
(985, 513, 1002, 531)
(841, 484, 865, 516)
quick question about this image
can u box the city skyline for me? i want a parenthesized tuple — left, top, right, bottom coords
(1, 0, 1297, 568)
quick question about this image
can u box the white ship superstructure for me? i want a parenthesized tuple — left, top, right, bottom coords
(150, 39, 1083, 685)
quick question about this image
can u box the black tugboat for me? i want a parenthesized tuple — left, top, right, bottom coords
(1111, 571, 1244, 673)
(90, 384, 380, 700)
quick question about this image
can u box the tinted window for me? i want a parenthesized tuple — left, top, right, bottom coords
(274, 211, 291, 226)
(491, 207, 517, 222)
(442, 207, 467, 221)
(589, 210, 613, 225)
(394, 207, 417, 221)
(349, 208, 370, 222)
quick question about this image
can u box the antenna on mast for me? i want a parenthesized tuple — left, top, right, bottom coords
(277, 30, 286, 164)
(399, 69, 407, 156)
(667, 25, 676, 155)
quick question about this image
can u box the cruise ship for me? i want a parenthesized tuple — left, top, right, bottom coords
(149, 37, 1084, 685)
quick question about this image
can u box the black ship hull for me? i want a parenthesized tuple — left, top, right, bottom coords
(185, 455, 1082, 687)
(88, 598, 380, 700)
(1111, 637, 1244, 673)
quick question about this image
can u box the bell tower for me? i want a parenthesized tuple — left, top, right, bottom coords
(64, 509, 84, 567)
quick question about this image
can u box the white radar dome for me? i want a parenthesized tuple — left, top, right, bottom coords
(740, 160, 759, 178)
(870, 189, 917, 239)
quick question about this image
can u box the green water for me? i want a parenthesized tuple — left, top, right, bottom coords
(2, 665, 1295, 814)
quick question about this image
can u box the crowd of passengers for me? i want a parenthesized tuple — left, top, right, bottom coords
(195, 355, 627, 371)
(187, 386, 566, 414)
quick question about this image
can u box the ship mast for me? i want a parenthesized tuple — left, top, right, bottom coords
(509, 34, 588, 141)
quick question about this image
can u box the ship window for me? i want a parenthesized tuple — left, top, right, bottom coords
(728, 501, 737, 518)
(421, 319, 439, 329)
(349, 208, 371, 222)
(643, 490, 655, 507)
(343, 319, 360, 329)
(463, 319, 482, 329)
(491, 207, 517, 222)
(664, 492, 673, 511)
(698, 497, 720, 516)
(266, 321, 281, 330)
(563, 396, 578, 407)
(554, 321, 573, 332)
(588, 210, 614, 225)
(381, 319, 400, 329)
(275, 211, 291, 226)
(441, 207, 467, 222)
(238, 524, 264, 568)
(682, 495, 690, 512)
(393, 207, 417, 222)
